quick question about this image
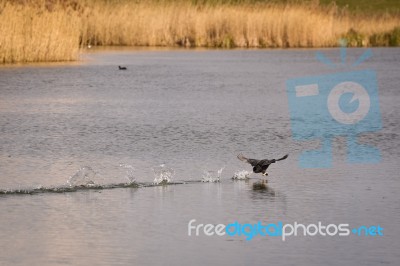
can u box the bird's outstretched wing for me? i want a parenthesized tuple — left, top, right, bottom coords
(237, 154, 260, 167)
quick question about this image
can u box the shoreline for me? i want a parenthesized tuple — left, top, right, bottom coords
(1, 46, 399, 68)
(1, 0, 399, 64)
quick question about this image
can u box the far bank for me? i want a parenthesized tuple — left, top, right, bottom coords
(0, 0, 399, 64)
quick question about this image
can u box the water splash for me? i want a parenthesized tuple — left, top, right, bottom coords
(119, 163, 136, 184)
(153, 164, 175, 185)
(1, 165, 188, 195)
(0, 182, 140, 195)
(202, 167, 224, 183)
(67, 166, 97, 187)
(1, 165, 138, 195)
(232, 170, 251, 180)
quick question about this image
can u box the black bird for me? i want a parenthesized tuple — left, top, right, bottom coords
(118, 66, 127, 70)
(237, 154, 288, 176)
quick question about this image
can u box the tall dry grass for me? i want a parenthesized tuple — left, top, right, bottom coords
(81, 1, 400, 48)
(0, 0, 81, 63)
(0, 0, 399, 63)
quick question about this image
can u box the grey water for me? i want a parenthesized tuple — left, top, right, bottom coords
(0, 48, 399, 265)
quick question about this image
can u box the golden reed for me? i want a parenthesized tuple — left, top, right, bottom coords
(0, 0, 81, 63)
(1, 0, 399, 63)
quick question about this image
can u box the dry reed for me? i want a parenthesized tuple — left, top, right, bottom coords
(0, 0, 81, 63)
(0, 0, 399, 63)
(82, 1, 400, 48)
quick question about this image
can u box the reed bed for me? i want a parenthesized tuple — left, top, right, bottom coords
(82, 1, 400, 48)
(0, 0, 399, 63)
(0, 0, 81, 63)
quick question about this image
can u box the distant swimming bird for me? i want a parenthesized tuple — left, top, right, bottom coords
(118, 66, 127, 70)
(237, 154, 288, 176)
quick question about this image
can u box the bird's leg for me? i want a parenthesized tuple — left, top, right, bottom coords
(262, 171, 268, 176)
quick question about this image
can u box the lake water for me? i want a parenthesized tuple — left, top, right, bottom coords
(0, 48, 399, 265)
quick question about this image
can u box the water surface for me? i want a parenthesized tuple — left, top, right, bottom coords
(0, 48, 399, 265)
